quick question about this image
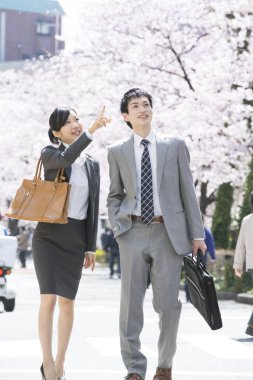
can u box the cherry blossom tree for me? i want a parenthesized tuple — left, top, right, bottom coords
(0, 0, 252, 217)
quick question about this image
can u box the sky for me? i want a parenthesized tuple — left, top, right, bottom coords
(58, 0, 88, 50)
(59, 0, 84, 17)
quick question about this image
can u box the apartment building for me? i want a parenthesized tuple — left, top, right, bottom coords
(0, 0, 64, 62)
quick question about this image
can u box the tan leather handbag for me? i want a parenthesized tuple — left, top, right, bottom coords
(5, 159, 71, 224)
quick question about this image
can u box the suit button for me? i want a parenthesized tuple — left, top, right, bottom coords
(127, 214, 131, 218)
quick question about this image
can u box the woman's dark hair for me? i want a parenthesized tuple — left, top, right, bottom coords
(48, 107, 76, 144)
(120, 88, 153, 129)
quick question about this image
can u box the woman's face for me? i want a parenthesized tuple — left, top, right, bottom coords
(53, 111, 84, 145)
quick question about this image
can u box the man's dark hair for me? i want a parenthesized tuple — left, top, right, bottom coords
(48, 107, 76, 144)
(120, 88, 153, 129)
(250, 191, 253, 209)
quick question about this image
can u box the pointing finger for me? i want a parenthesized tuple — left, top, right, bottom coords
(99, 105, 105, 118)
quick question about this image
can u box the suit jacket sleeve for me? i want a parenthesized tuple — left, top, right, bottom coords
(178, 140, 204, 240)
(41, 132, 92, 169)
(233, 219, 246, 270)
(107, 147, 125, 231)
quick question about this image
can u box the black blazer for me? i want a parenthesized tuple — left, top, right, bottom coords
(41, 132, 100, 252)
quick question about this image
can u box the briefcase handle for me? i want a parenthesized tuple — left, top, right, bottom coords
(190, 250, 206, 269)
(33, 159, 65, 185)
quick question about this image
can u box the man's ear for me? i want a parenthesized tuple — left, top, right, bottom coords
(122, 113, 129, 122)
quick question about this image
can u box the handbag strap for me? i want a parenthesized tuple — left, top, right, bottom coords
(33, 159, 65, 184)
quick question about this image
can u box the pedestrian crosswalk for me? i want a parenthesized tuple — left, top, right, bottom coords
(0, 332, 252, 361)
(0, 328, 253, 379)
(86, 337, 157, 357)
(0, 340, 40, 357)
(1, 268, 253, 380)
(179, 334, 253, 359)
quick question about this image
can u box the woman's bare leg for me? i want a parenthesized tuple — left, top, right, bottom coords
(38, 294, 57, 380)
(55, 296, 74, 378)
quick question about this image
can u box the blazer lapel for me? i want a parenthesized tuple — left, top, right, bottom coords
(121, 135, 137, 193)
(156, 134, 168, 191)
(59, 143, 71, 181)
(85, 155, 95, 197)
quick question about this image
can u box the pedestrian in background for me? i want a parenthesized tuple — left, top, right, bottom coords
(233, 191, 253, 337)
(8, 217, 19, 236)
(203, 226, 216, 266)
(32, 106, 110, 380)
(104, 228, 121, 279)
(0, 213, 8, 236)
(17, 226, 30, 268)
(101, 227, 110, 263)
(107, 88, 206, 380)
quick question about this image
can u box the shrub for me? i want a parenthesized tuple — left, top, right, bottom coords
(212, 183, 234, 249)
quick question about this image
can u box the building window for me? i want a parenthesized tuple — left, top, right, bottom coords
(36, 20, 52, 35)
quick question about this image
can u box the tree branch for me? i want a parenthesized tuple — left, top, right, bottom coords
(167, 34, 195, 91)
(141, 63, 185, 80)
(180, 32, 209, 56)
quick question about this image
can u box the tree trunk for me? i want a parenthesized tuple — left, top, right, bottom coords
(199, 181, 216, 215)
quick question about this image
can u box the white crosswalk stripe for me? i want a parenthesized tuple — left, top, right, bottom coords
(86, 336, 157, 357)
(179, 334, 253, 359)
(1, 267, 252, 380)
(0, 333, 252, 360)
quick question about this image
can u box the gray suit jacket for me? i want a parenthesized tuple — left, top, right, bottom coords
(41, 132, 100, 252)
(107, 133, 204, 255)
(234, 213, 253, 271)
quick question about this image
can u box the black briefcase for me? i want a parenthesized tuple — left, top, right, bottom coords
(183, 250, 222, 330)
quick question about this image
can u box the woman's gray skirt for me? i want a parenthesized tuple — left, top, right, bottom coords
(32, 218, 86, 300)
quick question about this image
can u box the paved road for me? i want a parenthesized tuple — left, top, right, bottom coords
(0, 260, 253, 380)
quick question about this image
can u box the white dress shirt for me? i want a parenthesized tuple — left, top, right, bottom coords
(68, 154, 89, 220)
(63, 131, 95, 254)
(132, 130, 162, 217)
(63, 132, 92, 220)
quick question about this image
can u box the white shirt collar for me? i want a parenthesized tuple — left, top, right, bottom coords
(133, 129, 156, 147)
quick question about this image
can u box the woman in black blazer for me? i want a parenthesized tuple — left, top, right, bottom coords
(32, 106, 110, 380)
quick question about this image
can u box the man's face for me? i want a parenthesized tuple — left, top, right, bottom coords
(122, 96, 153, 129)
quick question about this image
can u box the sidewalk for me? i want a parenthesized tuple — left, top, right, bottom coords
(1, 262, 253, 380)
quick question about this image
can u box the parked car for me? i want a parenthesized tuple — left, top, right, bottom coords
(0, 235, 17, 312)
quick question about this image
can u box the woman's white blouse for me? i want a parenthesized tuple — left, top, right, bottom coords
(68, 153, 89, 220)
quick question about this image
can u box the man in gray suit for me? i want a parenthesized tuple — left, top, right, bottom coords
(107, 88, 206, 380)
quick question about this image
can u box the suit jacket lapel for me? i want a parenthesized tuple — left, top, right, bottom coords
(121, 135, 137, 193)
(59, 143, 71, 181)
(85, 155, 95, 197)
(156, 134, 168, 191)
(120, 134, 168, 193)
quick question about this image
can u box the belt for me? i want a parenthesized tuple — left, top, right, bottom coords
(131, 215, 164, 224)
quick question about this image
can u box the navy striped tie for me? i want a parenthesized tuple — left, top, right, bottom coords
(141, 139, 154, 224)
